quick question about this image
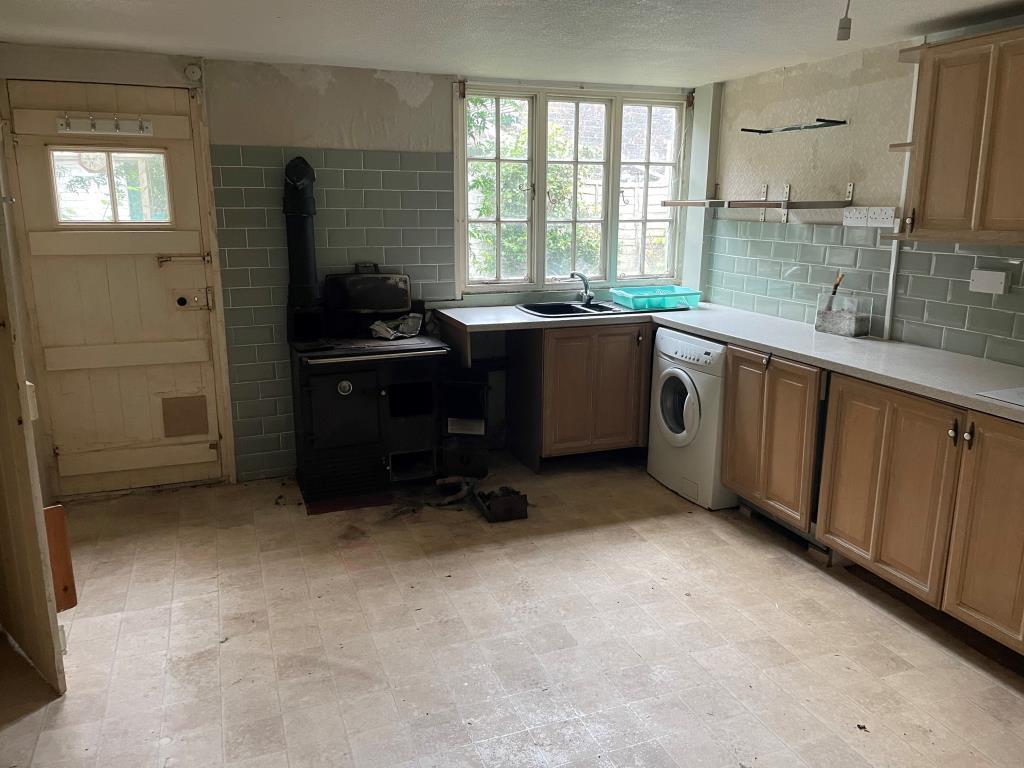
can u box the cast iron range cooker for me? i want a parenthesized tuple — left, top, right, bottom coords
(283, 157, 448, 501)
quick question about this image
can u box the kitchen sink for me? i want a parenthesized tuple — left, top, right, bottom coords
(517, 301, 642, 317)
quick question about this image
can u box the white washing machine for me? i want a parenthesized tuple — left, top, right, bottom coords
(647, 327, 736, 510)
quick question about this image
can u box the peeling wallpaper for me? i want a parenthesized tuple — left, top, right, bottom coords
(204, 59, 453, 151)
(715, 41, 913, 223)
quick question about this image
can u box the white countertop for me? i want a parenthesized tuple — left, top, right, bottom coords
(652, 304, 1024, 424)
(435, 304, 664, 332)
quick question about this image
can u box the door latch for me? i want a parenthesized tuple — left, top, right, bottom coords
(172, 287, 214, 311)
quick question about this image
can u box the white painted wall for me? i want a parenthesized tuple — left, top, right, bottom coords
(203, 59, 453, 151)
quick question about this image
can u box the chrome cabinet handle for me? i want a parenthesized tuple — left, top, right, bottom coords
(949, 418, 958, 446)
(337, 380, 353, 396)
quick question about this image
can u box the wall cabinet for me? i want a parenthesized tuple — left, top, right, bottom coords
(944, 412, 1024, 653)
(721, 346, 820, 533)
(507, 322, 652, 470)
(817, 375, 963, 606)
(903, 26, 1024, 243)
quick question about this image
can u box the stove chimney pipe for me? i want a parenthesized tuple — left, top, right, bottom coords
(283, 156, 321, 341)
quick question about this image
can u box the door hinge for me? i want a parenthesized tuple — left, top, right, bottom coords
(205, 286, 215, 310)
(53, 445, 60, 457)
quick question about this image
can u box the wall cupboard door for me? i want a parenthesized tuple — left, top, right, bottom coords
(902, 26, 1024, 243)
(722, 346, 820, 533)
(542, 327, 595, 455)
(721, 346, 767, 502)
(943, 412, 1024, 652)
(980, 36, 1024, 232)
(760, 358, 821, 532)
(818, 376, 964, 606)
(907, 42, 993, 235)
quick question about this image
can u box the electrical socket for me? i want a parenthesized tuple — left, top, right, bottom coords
(868, 207, 896, 228)
(842, 206, 869, 227)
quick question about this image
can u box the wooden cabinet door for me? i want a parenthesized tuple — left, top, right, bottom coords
(908, 41, 994, 236)
(819, 376, 888, 557)
(874, 391, 963, 605)
(944, 412, 1024, 652)
(760, 358, 820, 533)
(591, 323, 647, 449)
(820, 376, 963, 606)
(542, 327, 594, 455)
(979, 35, 1024, 232)
(721, 346, 768, 502)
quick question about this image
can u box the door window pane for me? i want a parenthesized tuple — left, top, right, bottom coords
(112, 152, 170, 223)
(618, 165, 646, 219)
(52, 150, 113, 222)
(645, 223, 669, 274)
(51, 149, 170, 224)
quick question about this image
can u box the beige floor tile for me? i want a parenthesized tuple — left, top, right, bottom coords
(1, 458, 1013, 768)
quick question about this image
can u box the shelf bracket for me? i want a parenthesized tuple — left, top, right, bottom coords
(758, 184, 768, 222)
(781, 184, 792, 223)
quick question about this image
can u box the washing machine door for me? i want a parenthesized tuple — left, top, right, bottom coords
(656, 366, 701, 447)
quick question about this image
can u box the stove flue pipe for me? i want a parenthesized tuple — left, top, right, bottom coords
(284, 157, 321, 341)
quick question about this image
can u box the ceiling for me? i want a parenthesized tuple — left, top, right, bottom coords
(2, 0, 1023, 87)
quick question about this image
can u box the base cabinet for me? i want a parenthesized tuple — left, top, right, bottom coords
(508, 322, 652, 470)
(721, 346, 820, 532)
(817, 375, 963, 606)
(943, 412, 1024, 653)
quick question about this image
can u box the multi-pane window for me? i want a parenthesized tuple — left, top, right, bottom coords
(617, 105, 679, 278)
(545, 101, 608, 280)
(50, 149, 170, 224)
(465, 95, 532, 283)
(458, 88, 684, 291)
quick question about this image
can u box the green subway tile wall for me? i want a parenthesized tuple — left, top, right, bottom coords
(704, 219, 892, 337)
(211, 145, 455, 480)
(704, 216, 1024, 367)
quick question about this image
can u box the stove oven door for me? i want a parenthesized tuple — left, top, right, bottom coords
(308, 369, 382, 447)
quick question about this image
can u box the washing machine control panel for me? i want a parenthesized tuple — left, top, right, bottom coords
(655, 329, 726, 375)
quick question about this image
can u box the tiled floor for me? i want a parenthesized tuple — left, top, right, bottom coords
(2, 454, 1023, 767)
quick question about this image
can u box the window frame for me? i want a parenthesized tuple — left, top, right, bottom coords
(48, 146, 174, 227)
(454, 83, 688, 297)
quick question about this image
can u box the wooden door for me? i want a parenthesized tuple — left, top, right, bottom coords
(907, 40, 994, 236)
(944, 412, 1024, 652)
(759, 357, 820, 533)
(591, 323, 647, 449)
(818, 375, 888, 558)
(820, 376, 963, 606)
(721, 346, 767, 501)
(542, 327, 594, 455)
(979, 34, 1024, 232)
(6, 80, 228, 495)
(873, 392, 962, 604)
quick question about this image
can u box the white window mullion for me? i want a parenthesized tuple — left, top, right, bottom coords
(494, 97, 502, 283)
(534, 94, 548, 287)
(607, 97, 623, 281)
